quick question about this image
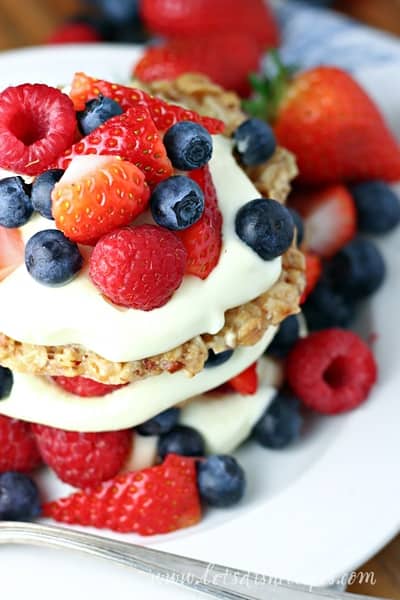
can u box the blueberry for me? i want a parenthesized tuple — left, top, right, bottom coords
(25, 230, 83, 286)
(288, 208, 304, 246)
(235, 198, 294, 260)
(31, 169, 64, 220)
(326, 238, 386, 301)
(150, 175, 205, 231)
(86, 0, 140, 24)
(233, 118, 276, 166)
(136, 407, 181, 436)
(0, 472, 41, 521)
(0, 176, 33, 228)
(204, 349, 234, 368)
(252, 393, 303, 449)
(158, 425, 205, 460)
(164, 122, 213, 171)
(268, 315, 300, 358)
(0, 367, 12, 400)
(77, 94, 124, 135)
(197, 455, 246, 508)
(350, 181, 400, 235)
(303, 279, 355, 331)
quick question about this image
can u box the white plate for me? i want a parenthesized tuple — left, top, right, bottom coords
(0, 45, 399, 597)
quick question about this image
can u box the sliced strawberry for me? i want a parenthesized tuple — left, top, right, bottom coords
(300, 252, 322, 304)
(0, 226, 24, 281)
(48, 23, 102, 45)
(56, 106, 172, 187)
(52, 155, 150, 245)
(291, 185, 356, 259)
(176, 166, 222, 279)
(43, 454, 201, 535)
(52, 376, 126, 397)
(69, 72, 224, 134)
(228, 362, 258, 395)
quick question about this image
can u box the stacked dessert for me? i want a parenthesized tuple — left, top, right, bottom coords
(0, 73, 304, 533)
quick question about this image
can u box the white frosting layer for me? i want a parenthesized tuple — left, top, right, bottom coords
(0, 137, 281, 362)
(0, 327, 276, 431)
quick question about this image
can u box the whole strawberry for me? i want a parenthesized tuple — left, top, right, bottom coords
(0, 415, 41, 473)
(43, 454, 201, 535)
(32, 424, 132, 488)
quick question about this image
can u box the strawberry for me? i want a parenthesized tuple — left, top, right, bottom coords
(52, 155, 150, 245)
(140, 0, 279, 50)
(133, 34, 263, 96)
(300, 252, 322, 304)
(228, 362, 258, 395)
(69, 72, 224, 134)
(55, 106, 172, 187)
(246, 61, 400, 184)
(43, 454, 202, 535)
(0, 226, 24, 281)
(48, 23, 102, 44)
(176, 166, 222, 279)
(32, 424, 132, 488)
(52, 376, 126, 397)
(0, 415, 42, 473)
(290, 185, 356, 258)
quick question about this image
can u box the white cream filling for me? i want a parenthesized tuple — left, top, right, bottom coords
(0, 327, 276, 432)
(0, 137, 281, 362)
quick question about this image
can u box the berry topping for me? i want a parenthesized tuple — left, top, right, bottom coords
(233, 118, 276, 167)
(252, 393, 303, 449)
(350, 180, 400, 235)
(25, 229, 83, 286)
(164, 121, 213, 171)
(31, 169, 64, 220)
(69, 72, 224, 134)
(235, 198, 294, 261)
(52, 376, 126, 397)
(43, 454, 201, 535)
(52, 155, 149, 245)
(137, 407, 181, 437)
(0, 84, 76, 176)
(150, 175, 205, 231)
(288, 208, 304, 246)
(32, 424, 132, 488)
(0, 176, 33, 228)
(303, 280, 355, 331)
(228, 362, 258, 395)
(197, 455, 246, 508)
(158, 425, 205, 460)
(268, 315, 300, 358)
(89, 224, 187, 310)
(0, 226, 24, 281)
(291, 185, 357, 259)
(286, 329, 377, 415)
(325, 238, 386, 301)
(56, 106, 172, 187)
(204, 349, 234, 368)
(177, 166, 222, 279)
(0, 415, 41, 473)
(0, 472, 41, 521)
(77, 94, 124, 135)
(300, 252, 322, 304)
(0, 366, 13, 399)
(48, 22, 102, 44)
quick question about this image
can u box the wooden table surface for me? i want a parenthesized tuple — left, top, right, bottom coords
(0, 0, 399, 597)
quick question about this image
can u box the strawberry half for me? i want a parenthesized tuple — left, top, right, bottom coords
(69, 72, 224, 134)
(177, 166, 222, 279)
(52, 155, 150, 245)
(43, 454, 201, 535)
(228, 363, 258, 395)
(0, 226, 24, 281)
(56, 105, 172, 187)
(291, 185, 357, 259)
(300, 252, 322, 304)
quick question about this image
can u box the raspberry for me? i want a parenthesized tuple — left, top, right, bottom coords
(286, 328, 377, 414)
(0, 84, 77, 176)
(32, 424, 132, 488)
(0, 415, 41, 473)
(89, 224, 187, 311)
(52, 376, 126, 397)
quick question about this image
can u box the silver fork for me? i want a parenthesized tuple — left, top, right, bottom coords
(0, 521, 386, 600)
